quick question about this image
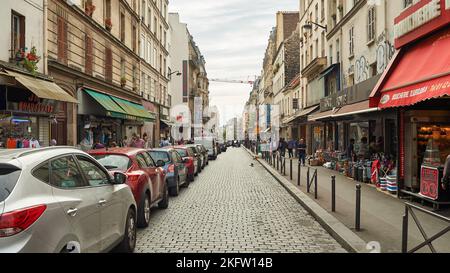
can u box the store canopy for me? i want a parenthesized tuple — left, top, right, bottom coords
(160, 119, 174, 127)
(84, 89, 128, 118)
(110, 96, 154, 121)
(319, 64, 340, 79)
(308, 108, 339, 121)
(333, 100, 379, 118)
(5, 70, 78, 103)
(370, 27, 450, 109)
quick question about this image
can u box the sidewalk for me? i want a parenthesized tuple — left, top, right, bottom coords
(255, 152, 450, 253)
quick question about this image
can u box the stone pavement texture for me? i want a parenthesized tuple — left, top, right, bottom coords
(136, 147, 346, 253)
(267, 154, 450, 253)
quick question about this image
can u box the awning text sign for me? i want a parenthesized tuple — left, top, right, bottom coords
(379, 73, 450, 108)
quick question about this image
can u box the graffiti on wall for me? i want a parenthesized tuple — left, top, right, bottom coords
(349, 30, 396, 85)
(355, 55, 369, 83)
(376, 30, 396, 74)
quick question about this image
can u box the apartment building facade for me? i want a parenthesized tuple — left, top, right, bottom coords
(169, 13, 210, 141)
(0, 0, 78, 148)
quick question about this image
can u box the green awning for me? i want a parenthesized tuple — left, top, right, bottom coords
(110, 96, 154, 121)
(84, 89, 127, 118)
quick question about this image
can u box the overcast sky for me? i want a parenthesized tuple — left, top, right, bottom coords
(169, 0, 299, 125)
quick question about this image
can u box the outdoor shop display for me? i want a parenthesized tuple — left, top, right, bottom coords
(418, 126, 450, 201)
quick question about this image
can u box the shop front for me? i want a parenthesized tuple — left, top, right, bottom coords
(370, 0, 450, 205)
(0, 68, 78, 148)
(77, 88, 154, 150)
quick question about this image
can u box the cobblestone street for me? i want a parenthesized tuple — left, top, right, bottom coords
(136, 148, 346, 253)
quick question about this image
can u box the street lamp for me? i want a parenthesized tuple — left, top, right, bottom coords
(168, 71, 182, 80)
(302, 21, 327, 32)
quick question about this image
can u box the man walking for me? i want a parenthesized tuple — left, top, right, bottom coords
(297, 139, 307, 166)
(287, 139, 296, 158)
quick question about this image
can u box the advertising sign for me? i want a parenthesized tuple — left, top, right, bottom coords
(420, 165, 441, 200)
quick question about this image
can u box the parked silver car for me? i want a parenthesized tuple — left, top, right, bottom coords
(0, 147, 137, 253)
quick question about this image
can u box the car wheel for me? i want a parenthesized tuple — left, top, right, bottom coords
(169, 178, 180, 197)
(115, 208, 137, 253)
(158, 183, 169, 209)
(137, 193, 151, 228)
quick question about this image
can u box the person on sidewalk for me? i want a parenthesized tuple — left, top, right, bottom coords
(347, 139, 355, 162)
(442, 154, 450, 190)
(287, 139, 296, 158)
(278, 138, 287, 157)
(297, 139, 307, 166)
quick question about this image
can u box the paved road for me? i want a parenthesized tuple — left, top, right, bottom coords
(136, 148, 346, 253)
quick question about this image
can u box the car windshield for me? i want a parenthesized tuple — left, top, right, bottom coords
(188, 147, 197, 154)
(175, 149, 188, 157)
(91, 154, 131, 172)
(0, 164, 21, 203)
(149, 151, 171, 164)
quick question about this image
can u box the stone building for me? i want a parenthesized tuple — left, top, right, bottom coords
(272, 11, 300, 140)
(0, 0, 78, 148)
(46, 0, 163, 147)
(169, 13, 210, 141)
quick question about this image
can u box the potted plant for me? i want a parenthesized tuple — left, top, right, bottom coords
(105, 18, 113, 31)
(120, 76, 127, 87)
(14, 48, 26, 63)
(85, 3, 96, 17)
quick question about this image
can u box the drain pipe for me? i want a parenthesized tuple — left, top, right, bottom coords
(43, 0, 48, 75)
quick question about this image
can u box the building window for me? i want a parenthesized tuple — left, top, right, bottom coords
(349, 26, 354, 57)
(336, 39, 340, 62)
(57, 16, 68, 64)
(11, 11, 25, 59)
(329, 45, 333, 64)
(120, 12, 125, 42)
(104, 0, 111, 20)
(367, 6, 376, 42)
(132, 24, 137, 53)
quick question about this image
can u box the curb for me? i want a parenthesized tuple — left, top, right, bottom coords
(244, 147, 368, 253)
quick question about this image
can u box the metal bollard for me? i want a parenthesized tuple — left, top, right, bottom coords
(290, 158, 293, 180)
(307, 167, 311, 193)
(314, 170, 318, 199)
(276, 155, 279, 171)
(297, 161, 301, 186)
(331, 176, 336, 212)
(355, 184, 361, 231)
(401, 206, 409, 253)
(283, 157, 286, 176)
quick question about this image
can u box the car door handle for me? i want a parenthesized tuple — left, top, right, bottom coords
(98, 199, 107, 206)
(67, 208, 78, 217)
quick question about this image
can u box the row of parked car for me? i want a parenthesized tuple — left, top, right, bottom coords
(0, 142, 223, 253)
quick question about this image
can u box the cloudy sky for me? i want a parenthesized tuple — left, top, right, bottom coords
(169, 0, 299, 125)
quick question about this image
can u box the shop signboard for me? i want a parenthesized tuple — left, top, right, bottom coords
(10, 94, 56, 114)
(420, 165, 441, 200)
(394, 0, 450, 48)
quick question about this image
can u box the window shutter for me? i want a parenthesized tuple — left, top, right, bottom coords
(85, 35, 93, 75)
(105, 48, 113, 82)
(57, 17, 68, 64)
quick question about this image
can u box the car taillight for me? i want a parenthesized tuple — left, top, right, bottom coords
(168, 164, 175, 173)
(0, 205, 47, 238)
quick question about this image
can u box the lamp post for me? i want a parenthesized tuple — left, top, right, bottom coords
(302, 21, 327, 32)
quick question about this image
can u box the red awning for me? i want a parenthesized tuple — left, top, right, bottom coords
(370, 26, 450, 109)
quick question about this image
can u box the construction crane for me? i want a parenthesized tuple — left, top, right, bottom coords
(210, 78, 256, 86)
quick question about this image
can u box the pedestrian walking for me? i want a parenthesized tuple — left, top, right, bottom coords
(278, 138, 287, 157)
(287, 139, 296, 158)
(92, 138, 105, 150)
(347, 139, 356, 162)
(297, 139, 307, 166)
(130, 133, 145, 148)
(50, 139, 57, 147)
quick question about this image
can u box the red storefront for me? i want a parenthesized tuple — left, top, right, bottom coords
(370, 0, 450, 207)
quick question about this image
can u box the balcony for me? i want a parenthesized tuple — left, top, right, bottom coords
(301, 57, 327, 80)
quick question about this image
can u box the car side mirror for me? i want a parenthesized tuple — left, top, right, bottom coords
(156, 160, 165, 167)
(113, 172, 127, 185)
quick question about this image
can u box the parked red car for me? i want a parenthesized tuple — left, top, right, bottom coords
(174, 145, 198, 182)
(88, 147, 169, 228)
